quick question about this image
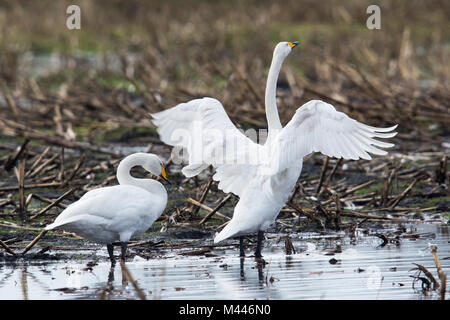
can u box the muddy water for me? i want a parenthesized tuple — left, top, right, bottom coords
(0, 223, 448, 300)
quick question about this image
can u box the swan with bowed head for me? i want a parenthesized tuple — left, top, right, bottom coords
(45, 153, 170, 265)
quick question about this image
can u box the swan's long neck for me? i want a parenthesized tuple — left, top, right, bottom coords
(265, 52, 285, 141)
(116, 154, 167, 206)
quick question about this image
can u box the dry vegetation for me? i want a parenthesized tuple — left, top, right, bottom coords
(0, 0, 448, 259)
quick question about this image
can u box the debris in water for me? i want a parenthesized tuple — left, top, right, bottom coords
(328, 258, 340, 265)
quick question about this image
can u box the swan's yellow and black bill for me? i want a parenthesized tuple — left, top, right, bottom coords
(288, 41, 299, 48)
(160, 166, 171, 184)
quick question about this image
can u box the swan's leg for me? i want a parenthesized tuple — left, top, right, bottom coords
(120, 242, 128, 261)
(107, 244, 116, 266)
(239, 257, 245, 281)
(239, 236, 245, 257)
(254, 231, 264, 258)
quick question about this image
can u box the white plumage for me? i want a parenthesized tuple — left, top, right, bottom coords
(264, 100, 398, 175)
(151, 41, 397, 257)
(45, 152, 169, 265)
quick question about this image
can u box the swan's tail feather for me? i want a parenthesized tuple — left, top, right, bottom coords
(44, 215, 86, 231)
(181, 164, 209, 178)
(44, 222, 59, 231)
(214, 221, 239, 243)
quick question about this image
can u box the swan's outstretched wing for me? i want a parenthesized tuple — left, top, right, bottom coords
(265, 100, 397, 175)
(151, 97, 264, 196)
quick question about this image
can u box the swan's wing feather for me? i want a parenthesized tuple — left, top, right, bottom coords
(152, 98, 234, 146)
(70, 186, 107, 205)
(266, 100, 397, 174)
(151, 97, 263, 196)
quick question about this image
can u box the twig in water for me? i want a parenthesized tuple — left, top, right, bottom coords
(180, 248, 211, 256)
(375, 234, 389, 247)
(120, 260, 146, 300)
(277, 235, 296, 255)
(430, 245, 447, 300)
(410, 263, 439, 290)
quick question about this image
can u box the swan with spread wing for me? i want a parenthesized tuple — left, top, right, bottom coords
(151, 42, 397, 258)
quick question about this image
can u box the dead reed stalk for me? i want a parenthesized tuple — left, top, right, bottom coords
(430, 245, 447, 300)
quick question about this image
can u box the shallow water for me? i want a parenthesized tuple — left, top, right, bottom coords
(0, 223, 448, 300)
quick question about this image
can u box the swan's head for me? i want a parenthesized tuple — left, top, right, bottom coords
(274, 41, 299, 59)
(140, 153, 171, 184)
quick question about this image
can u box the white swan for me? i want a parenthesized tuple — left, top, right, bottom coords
(45, 153, 169, 265)
(151, 41, 397, 258)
